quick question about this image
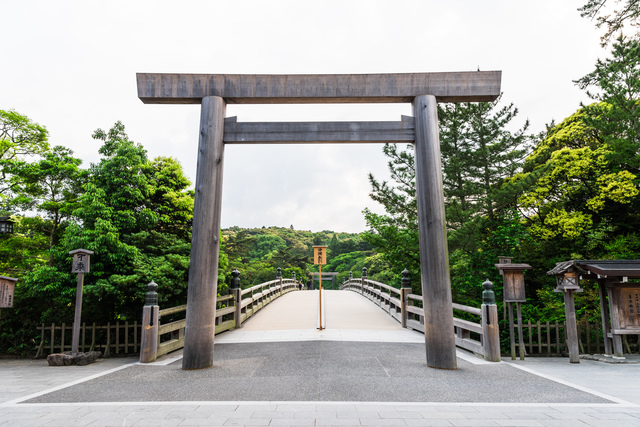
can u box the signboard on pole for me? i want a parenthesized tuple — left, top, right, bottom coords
(0, 276, 18, 308)
(313, 245, 327, 265)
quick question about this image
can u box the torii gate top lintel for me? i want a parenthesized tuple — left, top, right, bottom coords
(136, 71, 501, 105)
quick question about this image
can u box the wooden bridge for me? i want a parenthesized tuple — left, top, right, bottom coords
(139, 271, 501, 365)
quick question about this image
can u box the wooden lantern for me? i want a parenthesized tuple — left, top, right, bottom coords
(0, 217, 14, 234)
(495, 263, 531, 302)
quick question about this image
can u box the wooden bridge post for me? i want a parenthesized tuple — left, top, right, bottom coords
(230, 269, 242, 329)
(361, 268, 367, 296)
(400, 269, 411, 329)
(481, 280, 501, 362)
(277, 267, 283, 296)
(182, 95, 226, 370)
(413, 94, 457, 370)
(140, 281, 159, 363)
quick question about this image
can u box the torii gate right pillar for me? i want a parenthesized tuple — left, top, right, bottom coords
(413, 94, 457, 370)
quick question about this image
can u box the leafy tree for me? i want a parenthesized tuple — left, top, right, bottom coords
(514, 108, 638, 242)
(21, 122, 196, 322)
(439, 96, 531, 250)
(12, 146, 86, 256)
(249, 234, 287, 260)
(579, 0, 640, 44)
(574, 36, 640, 177)
(0, 110, 49, 209)
(142, 156, 194, 239)
(363, 97, 531, 288)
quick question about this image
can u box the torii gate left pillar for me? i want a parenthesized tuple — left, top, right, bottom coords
(136, 71, 502, 371)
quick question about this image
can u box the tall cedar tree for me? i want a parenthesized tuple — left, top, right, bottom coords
(363, 97, 530, 292)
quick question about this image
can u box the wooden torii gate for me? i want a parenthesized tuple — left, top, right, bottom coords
(136, 71, 501, 370)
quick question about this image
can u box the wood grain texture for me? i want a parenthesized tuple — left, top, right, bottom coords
(481, 304, 501, 362)
(223, 119, 415, 144)
(182, 96, 226, 370)
(563, 290, 581, 363)
(139, 305, 159, 363)
(137, 71, 501, 104)
(413, 94, 457, 370)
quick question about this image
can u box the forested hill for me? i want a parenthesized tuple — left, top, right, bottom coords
(221, 226, 380, 289)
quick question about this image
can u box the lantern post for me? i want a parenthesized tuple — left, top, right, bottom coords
(496, 258, 531, 360)
(554, 269, 583, 363)
(69, 249, 94, 357)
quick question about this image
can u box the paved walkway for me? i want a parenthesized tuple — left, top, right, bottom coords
(1, 290, 640, 426)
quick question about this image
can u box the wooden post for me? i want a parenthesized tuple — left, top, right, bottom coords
(597, 280, 613, 355)
(516, 302, 525, 360)
(400, 269, 411, 329)
(481, 279, 501, 362)
(563, 289, 580, 363)
(413, 94, 457, 370)
(69, 249, 93, 357)
(182, 95, 226, 370)
(140, 281, 159, 363)
(71, 272, 84, 357)
(318, 264, 323, 331)
(231, 269, 242, 329)
(605, 284, 625, 358)
(508, 302, 516, 360)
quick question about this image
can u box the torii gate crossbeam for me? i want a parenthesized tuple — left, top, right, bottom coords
(136, 71, 501, 371)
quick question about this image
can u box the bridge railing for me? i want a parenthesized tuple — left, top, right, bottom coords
(140, 269, 300, 363)
(340, 270, 500, 362)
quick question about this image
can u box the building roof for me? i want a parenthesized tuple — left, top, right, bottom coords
(547, 260, 640, 278)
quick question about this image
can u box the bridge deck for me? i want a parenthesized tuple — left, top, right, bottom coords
(219, 289, 423, 344)
(239, 290, 400, 331)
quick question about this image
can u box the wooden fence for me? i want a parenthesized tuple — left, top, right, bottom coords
(35, 321, 141, 358)
(514, 319, 639, 356)
(34, 277, 300, 360)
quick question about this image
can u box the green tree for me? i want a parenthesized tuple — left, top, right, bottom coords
(579, 0, 640, 44)
(575, 36, 640, 177)
(22, 122, 196, 322)
(363, 97, 531, 287)
(12, 146, 86, 256)
(439, 96, 531, 250)
(514, 108, 638, 242)
(0, 110, 49, 209)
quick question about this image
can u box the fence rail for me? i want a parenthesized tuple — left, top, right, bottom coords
(340, 274, 500, 362)
(140, 275, 300, 362)
(516, 319, 640, 356)
(35, 321, 140, 358)
(35, 274, 301, 360)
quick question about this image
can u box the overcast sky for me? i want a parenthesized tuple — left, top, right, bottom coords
(2, 0, 605, 232)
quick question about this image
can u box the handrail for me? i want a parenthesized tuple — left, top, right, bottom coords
(140, 274, 301, 363)
(340, 274, 500, 362)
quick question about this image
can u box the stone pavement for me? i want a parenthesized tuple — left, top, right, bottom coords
(1, 290, 640, 426)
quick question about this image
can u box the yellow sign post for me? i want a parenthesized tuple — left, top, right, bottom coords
(313, 245, 327, 330)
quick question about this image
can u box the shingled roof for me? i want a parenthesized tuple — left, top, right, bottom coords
(547, 260, 640, 278)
